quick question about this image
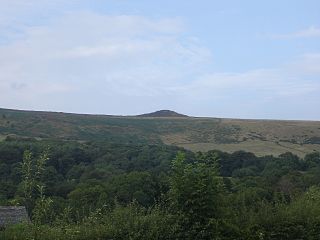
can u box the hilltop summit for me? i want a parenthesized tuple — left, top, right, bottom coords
(137, 110, 188, 118)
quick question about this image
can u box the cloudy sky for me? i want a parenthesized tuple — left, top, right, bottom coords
(0, 0, 319, 120)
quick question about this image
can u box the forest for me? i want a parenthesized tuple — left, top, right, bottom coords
(1, 138, 320, 239)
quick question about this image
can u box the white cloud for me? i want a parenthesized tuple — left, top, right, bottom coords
(272, 26, 320, 39)
(183, 67, 320, 100)
(0, 11, 212, 112)
(291, 53, 320, 74)
(176, 62, 320, 119)
(0, 0, 79, 44)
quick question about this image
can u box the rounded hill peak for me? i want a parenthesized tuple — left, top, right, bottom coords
(137, 110, 188, 118)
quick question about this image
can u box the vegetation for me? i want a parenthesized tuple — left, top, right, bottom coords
(1, 108, 320, 156)
(0, 138, 320, 239)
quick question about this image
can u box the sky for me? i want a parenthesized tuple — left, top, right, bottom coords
(0, 0, 319, 120)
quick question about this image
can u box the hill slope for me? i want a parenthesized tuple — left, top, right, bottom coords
(137, 110, 188, 118)
(0, 108, 319, 156)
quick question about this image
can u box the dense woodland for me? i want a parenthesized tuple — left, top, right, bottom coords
(1, 138, 320, 239)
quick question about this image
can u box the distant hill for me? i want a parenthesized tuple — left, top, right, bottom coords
(137, 110, 188, 118)
(0, 107, 319, 157)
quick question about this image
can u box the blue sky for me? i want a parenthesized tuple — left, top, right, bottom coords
(0, 0, 319, 120)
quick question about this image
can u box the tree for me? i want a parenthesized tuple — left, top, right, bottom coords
(169, 152, 222, 239)
(21, 149, 52, 221)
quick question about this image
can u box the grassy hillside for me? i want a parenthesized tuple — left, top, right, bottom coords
(0, 108, 319, 156)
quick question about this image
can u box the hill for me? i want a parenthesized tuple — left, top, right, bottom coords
(137, 110, 188, 118)
(0, 107, 319, 156)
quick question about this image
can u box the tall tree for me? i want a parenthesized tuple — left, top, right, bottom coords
(169, 152, 222, 239)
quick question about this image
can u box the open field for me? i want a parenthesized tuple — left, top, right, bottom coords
(177, 140, 320, 157)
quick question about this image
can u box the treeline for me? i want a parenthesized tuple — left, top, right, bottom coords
(0, 138, 320, 239)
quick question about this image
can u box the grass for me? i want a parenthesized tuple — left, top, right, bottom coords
(0, 108, 320, 156)
(178, 140, 320, 157)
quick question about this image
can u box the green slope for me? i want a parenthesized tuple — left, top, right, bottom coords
(0, 108, 319, 156)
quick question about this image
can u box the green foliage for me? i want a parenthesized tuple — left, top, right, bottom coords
(68, 184, 107, 214)
(305, 152, 320, 168)
(1, 203, 178, 240)
(21, 151, 34, 211)
(169, 152, 222, 239)
(2, 107, 319, 157)
(32, 185, 54, 225)
(20, 149, 50, 216)
(1, 139, 320, 239)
